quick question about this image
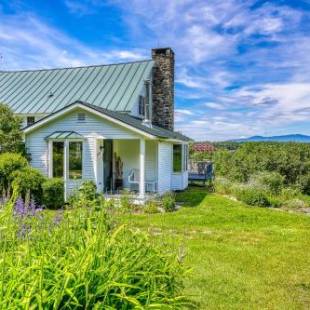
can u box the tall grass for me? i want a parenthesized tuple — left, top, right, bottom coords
(0, 203, 187, 309)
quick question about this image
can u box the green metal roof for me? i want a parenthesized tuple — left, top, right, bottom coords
(45, 131, 83, 140)
(0, 60, 154, 114)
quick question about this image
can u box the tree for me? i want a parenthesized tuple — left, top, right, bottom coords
(0, 103, 25, 154)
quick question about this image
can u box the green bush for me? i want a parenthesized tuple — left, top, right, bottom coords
(235, 186, 271, 207)
(79, 180, 97, 201)
(69, 181, 103, 209)
(0, 153, 28, 197)
(297, 174, 310, 195)
(0, 207, 186, 308)
(145, 200, 160, 214)
(42, 178, 64, 209)
(283, 198, 308, 209)
(119, 194, 133, 213)
(214, 177, 234, 195)
(162, 192, 176, 212)
(11, 166, 46, 203)
(250, 172, 285, 194)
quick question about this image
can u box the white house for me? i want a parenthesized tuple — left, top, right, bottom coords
(0, 48, 190, 199)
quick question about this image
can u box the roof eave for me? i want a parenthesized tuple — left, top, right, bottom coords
(23, 101, 157, 139)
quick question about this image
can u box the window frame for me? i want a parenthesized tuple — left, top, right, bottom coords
(138, 95, 145, 116)
(172, 144, 189, 173)
(172, 144, 183, 173)
(26, 116, 35, 126)
(68, 140, 83, 180)
(49, 139, 84, 180)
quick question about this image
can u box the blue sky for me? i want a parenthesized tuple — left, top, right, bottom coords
(0, 0, 310, 141)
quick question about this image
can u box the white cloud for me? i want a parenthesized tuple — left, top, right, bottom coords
(0, 11, 147, 70)
(204, 102, 225, 110)
(175, 109, 194, 116)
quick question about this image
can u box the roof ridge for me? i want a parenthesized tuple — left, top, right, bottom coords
(0, 59, 153, 73)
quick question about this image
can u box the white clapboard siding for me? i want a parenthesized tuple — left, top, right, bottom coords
(157, 142, 172, 194)
(145, 140, 157, 182)
(25, 108, 140, 182)
(171, 171, 188, 190)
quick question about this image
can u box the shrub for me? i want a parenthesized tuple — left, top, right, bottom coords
(235, 186, 271, 207)
(162, 192, 176, 212)
(214, 177, 234, 195)
(280, 187, 300, 200)
(0, 153, 28, 197)
(119, 195, 133, 213)
(283, 198, 308, 209)
(145, 200, 160, 214)
(249, 172, 285, 194)
(69, 181, 103, 209)
(0, 207, 186, 308)
(42, 178, 64, 209)
(11, 166, 46, 204)
(0, 103, 25, 154)
(297, 174, 310, 195)
(79, 180, 97, 201)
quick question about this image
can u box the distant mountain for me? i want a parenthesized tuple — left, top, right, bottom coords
(230, 134, 310, 143)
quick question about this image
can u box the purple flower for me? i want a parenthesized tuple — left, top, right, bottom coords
(14, 197, 43, 218)
(14, 197, 26, 217)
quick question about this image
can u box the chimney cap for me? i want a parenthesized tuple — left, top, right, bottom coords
(152, 47, 174, 57)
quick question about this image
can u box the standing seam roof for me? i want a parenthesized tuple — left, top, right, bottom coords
(0, 60, 154, 114)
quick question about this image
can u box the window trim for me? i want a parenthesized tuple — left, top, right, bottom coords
(77, 112, 86, 122)
(68, 140, 83, 180)
(26, 116, 35, 126)
(48, 138, 84, 180)
(172, 144, 183, 173)
(138, 95, 145, 116)
(172, 144, 189, 174)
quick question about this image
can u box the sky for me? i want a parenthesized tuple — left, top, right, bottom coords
(0, 0, 310, 141)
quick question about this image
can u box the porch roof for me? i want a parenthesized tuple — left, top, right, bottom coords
(45, 131, 83, 140)
(79, 101, 191, 142)
(25, 101, 191, 142)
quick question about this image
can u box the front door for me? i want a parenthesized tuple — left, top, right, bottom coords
(104, 139, 113, 191)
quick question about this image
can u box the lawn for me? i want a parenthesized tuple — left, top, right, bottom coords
(119, 187, 310, 309)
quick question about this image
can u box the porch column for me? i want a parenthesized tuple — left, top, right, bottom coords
(64, 140, 69, 202)
(139, 138, 145, 198)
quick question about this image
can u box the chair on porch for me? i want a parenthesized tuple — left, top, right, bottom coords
(128, 169, 140, 192)
(128, 169, 157, 193)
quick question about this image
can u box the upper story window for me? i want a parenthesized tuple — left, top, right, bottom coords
(77, 113, 86, 121)
(138, 95, 145, 116)
(27, 116, 35, 126)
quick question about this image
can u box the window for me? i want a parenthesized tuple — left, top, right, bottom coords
(173, 144, 182, 172)
(52, 141, 64, 177)
(27, 116, 35, 126)
(69, 141, 83, 179)
(183, 144, 188, 171)
(138, 95, 145, 116)
(77, 113, 86, 121)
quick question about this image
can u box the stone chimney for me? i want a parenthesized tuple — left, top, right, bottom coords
(151, 47, 174, 131)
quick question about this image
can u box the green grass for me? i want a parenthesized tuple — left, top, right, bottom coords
(119, 187, 310, 309)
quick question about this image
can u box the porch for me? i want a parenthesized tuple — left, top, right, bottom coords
(95, 138, 158, 200)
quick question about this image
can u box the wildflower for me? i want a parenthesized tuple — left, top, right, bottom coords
(14, 197, 26, 217)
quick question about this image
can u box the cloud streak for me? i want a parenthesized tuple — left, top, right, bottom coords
(0, 1, 309, 140)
